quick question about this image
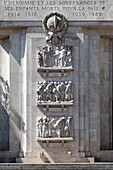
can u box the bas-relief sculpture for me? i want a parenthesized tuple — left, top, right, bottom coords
(0, 77, 10, 113)
(0, 0, 113, 163)
(36, 12, 74, 143)
(37, 45, 72, 68)
(37, 116, 72, 139)
(37, 81, 73, 103)
(37, 12, 72, 72)
(42, 12, 68, 45)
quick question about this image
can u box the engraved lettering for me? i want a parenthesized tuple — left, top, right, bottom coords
(37, 1, 44, 5)
(1, 0, 108, 20)
(4, 6, 13, 11)
(16, 6, 39, 11)
(25, 12, 38, 16)
(46, 1, 56, 5)
(99, 1, 105, 5)
(58, 1, 97, 5)
(3, 1, 36, 5)
(8, 12, 20, 17)
(42, 7, 60, 11)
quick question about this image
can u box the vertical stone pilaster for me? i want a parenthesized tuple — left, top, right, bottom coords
(20, 29, 27, 156)
(26, 34, 32, 153)
(79, 32, 85, 152)
(79, 32, 90, 154)
(89, 34, 100, 151)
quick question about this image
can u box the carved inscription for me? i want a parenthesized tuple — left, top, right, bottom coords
(37, 116, 73, 139)
(1, 0, 109, 20)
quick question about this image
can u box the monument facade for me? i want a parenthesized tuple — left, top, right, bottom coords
(0, 0, 113, 163)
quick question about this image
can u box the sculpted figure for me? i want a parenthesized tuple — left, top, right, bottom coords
(53, 88, 60, 102)
(3, 81, 10, 111)
(48, 117, 57, 137)
(42, 81, 47, 102)
(44, 82, 54, 102)
(42, 116, 49, 138)
(53, 47, 60, 67)
(48, 46, 53, 66)
(64, 116, 72, 136)
(37, 117, 43, 137)
(58, 46, 67, 67)
(54, 117, 65, 138)
(42, 46, 49, 67)
(56, 82, 65, 101)
(66, 47, 72, 67)
(37, 82, 43, 102)
(65, 81, 73, 101)
(37, 51, 43, 67)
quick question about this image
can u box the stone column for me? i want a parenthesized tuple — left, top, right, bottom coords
(20, 30, 27, 157)
(79, 32, 90, 156)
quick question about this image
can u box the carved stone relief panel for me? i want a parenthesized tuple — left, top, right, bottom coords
(37, 116, 73, 140)
(36, 13, 74, 145)
(37, 81, 73, 105)
(37, 45, 73, 69)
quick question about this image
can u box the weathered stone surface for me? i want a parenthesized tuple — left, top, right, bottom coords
(0, 0, 113, 164)
(0, 0, 112, 21)
(0, 163, 113, 170)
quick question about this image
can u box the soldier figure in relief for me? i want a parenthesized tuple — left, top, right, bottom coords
(42, 46, 49, 67)
(53, 87, 60, 102)
(37, 117, 43, 137)
(66, 47, 72, 67)
(65, 81, 73, 101)
(37, 82, 43, 102)
(58, 46, 67, 67)
(54, 117, 66, 138)
(42, 116, 49, 138)
(53, 47, 60, 67)
(37, 51, 43, 67)
(56, 82, 65, 101)
(48, 117, 57, 137)
(44, 82, 54, 102)
(64, 116, 72, 136)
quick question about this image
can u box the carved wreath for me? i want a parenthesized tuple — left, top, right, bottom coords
(42, 12, 68, 45)
(42, 12, 68, 33)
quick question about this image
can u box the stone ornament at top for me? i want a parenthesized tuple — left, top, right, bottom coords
(42, 12, 68, 45)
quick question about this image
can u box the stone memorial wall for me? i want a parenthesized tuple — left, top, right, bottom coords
(0, 0, 112, 165)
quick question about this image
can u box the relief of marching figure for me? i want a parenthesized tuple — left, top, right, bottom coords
(37, 81, 73, 104)
(37, 45, 72, 69)
(37, 116, 72, 139)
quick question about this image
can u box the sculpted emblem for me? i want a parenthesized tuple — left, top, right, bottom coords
(42, 12, 68, 45)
